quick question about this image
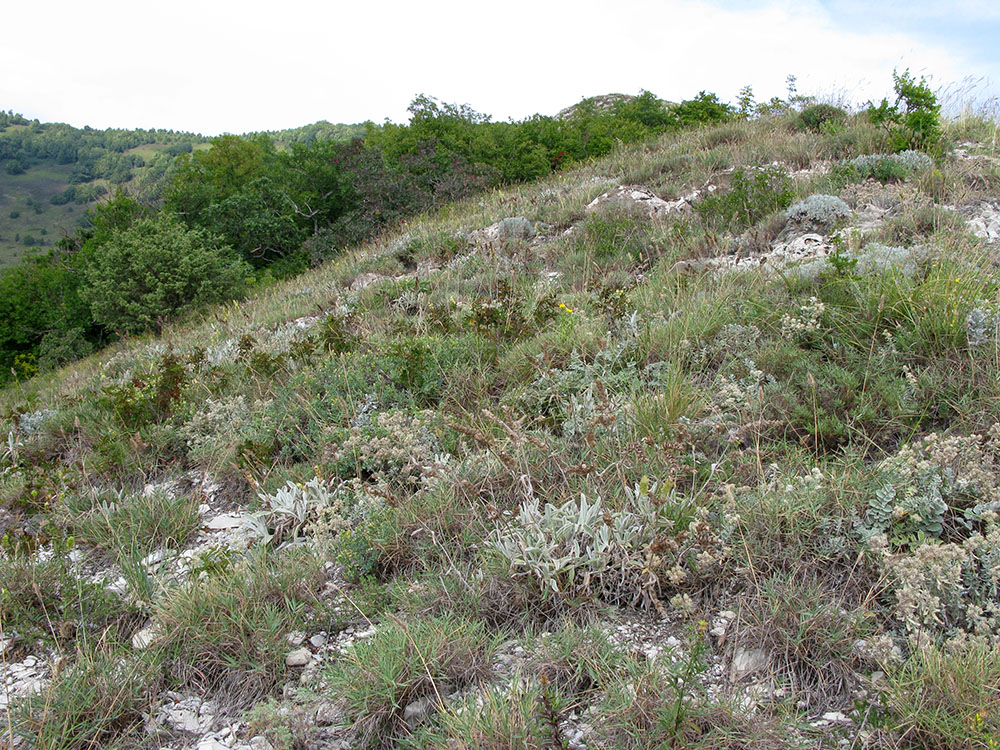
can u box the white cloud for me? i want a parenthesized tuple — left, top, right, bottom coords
(0, 0, 993, 134)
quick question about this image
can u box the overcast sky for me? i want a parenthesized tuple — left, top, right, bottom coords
(3, 0, 997, 135)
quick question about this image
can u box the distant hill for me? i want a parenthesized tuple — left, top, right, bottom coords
(0, 111, 365, 267)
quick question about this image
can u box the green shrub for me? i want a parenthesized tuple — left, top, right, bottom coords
(797, 103, 847, 132)
(867, 69, 944, 155)
(82, 214, 249, 334)
(831, 150, 933, 185)
(695, 166, 794, 232)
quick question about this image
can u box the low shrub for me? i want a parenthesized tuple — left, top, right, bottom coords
(832, 150, 933, 185)
(782, 193, 851, 231)
(797, 103, 848, 133)
(695, 166, 794, 232)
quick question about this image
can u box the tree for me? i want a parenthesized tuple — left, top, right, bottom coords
(279, 140, 355, 233)
(82, 214, 248, 334)
(867, 69, 943, 155)
(0, 251, 93, 382)
(671, 92, 733, 127)
(165, 134, 273, 226)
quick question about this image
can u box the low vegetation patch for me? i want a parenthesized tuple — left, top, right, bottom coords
(4, 72, 1000, 748)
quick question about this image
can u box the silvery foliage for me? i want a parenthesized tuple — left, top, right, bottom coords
(849, 150, 932, 177)
(966, 303, 1000, 347)
(17, 409, 57, 436)
(244, 476, 334, 546)
(491, 481, 672, 608)
(2, 426, 19, 476)
(852, 243, 920, 277)
(784, 194, 851, 228)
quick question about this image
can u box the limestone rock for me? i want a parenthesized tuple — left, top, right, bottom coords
(403, 695, 438, 729)
(585, 184, 708, 220)
(131, 623, 161, 650)
(285, 647, 312, 667)
(205, 513, 246, 531)
(966, 201, 1000, 241)
(730, 647, 769, 682)
(469, 217, 552, 246)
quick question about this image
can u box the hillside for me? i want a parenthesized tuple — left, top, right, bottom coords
(0, 113, 365, 268)
(3, 98, 1000, 749)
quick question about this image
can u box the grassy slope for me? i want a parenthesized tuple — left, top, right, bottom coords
(3, 113, 1000, 748)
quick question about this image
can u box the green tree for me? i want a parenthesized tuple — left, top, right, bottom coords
(279, 140, 355, 233)
(671, 92, 733, 126)
(82, 214, 248, 334)
(0, 252, 93, 382)
(165, 134, 273, 226)
(867, 69, 943, 155)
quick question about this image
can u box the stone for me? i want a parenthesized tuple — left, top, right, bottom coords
(966, 203, 1000, 241)
(309, 633, 328, 649)
(314, 701, 342, 725)
(469, 217, 552, 247)
(285, 647, 312, 667)
(403, 695, 438, 729)
(286, 630, 306, 646)
(131, 624, 161, 650)
(350, 272, 388, 291)
(822, 711, 851, 723)
(729, 647, 769, 682)
(161, 705, 202, 733)
(205, 514, 245, 531)
(585, 185, 705, 219)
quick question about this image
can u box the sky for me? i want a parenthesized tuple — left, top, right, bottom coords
(2, 0, 997, 135)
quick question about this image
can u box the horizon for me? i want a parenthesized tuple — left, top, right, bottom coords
(2, 0, 997, 138)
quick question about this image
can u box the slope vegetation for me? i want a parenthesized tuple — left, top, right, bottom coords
(3, 108, 1000, 749)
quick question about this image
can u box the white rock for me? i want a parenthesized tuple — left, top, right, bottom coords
(403, 695, 437, 729)
(161, 706, 202, 733)
(822, 711, 851, 723)
(205, 514, 245, 530)
(286, 630, 306, 646)
(309, 633, 328, 649)
(585, 185, 686, 219)
(197, 741, 230, 750)
(142, 548, 174, 570)
(730, 647, 769, 682)
(131, 624, 161, 650)
(285, 648, 312, 667)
